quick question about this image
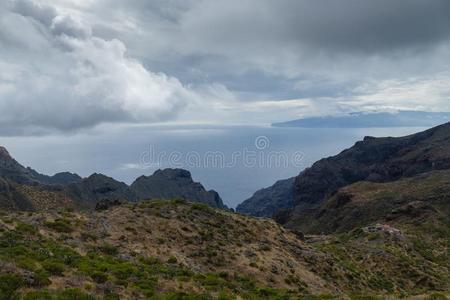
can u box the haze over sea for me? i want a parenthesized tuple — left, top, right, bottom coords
(1, 126, 427, 208)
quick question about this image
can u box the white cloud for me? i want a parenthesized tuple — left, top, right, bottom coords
(350, 73, 450, 111)
(0, 0, 230, 135)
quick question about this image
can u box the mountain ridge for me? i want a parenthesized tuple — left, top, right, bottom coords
(238, 122, 450, 220)
(0, 147, 226, 210)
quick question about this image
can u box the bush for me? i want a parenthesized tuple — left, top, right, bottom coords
(32, 270, 51, 287)
(0, 274, 24, 300)
(42, 260, 65, 276)
(91, 271, 108, 284)
(96, 244, 119, 256)
(426, 293, 448, 300)
(22, 289, 95, 300)
(44, 219, 73, 233)
(167, 256, 178, 264)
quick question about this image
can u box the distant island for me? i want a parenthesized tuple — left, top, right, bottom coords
(272, 110, 450, 128)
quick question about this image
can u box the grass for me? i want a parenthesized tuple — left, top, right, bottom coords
(0, 199, 448, 299)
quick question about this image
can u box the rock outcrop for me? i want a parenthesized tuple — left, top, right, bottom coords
(236, 177, 294, 217)
(131, 169, 226, 209)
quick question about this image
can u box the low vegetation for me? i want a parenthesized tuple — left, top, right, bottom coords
(0, 199, 448, 299)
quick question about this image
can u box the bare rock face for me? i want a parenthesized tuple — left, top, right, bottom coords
(130, 169, 226, 209)
(236, 177, 295, 217)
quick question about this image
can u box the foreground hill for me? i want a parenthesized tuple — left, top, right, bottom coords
(0, 200, 448, 299)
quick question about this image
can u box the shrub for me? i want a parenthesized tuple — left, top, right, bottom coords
(426, 293, 448, 300)
(167, 256, 178, 264)
(91, 271, 108, 284)
(42, 260, 65, 276)
(44, 219, 73, 233)
(96, 244, 119, 256)
(32, 269, 51, 287)
(15, 222, 38, 235)
(0, 274, 24, 300)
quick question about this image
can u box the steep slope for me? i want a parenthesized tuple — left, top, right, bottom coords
(284, 169, 450, 234)
(0, 146, 81, 186)
(0, 146, 40, 185)
(0, 200, 447, 299)
(236, 177, 295, 217)
(0, 178, 34, 211)
(291, 171, 450, 296)
(290, 122, 450, 213)
(131, 169, 226, 209)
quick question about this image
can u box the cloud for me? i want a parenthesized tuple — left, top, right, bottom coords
(0, 0, 218, 136)
(77, 0, 450, 102)
(1, 0, 450, 136)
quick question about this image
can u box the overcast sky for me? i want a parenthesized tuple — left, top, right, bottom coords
(1, 0, 450, 136)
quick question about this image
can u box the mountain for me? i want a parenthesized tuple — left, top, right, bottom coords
(131, 168, 226, 209)
(66, 173, 138, 204)
(31, 171, 82, 186)
(0, 178, 34, 211)
(0, 146, 226, 211)
(0, 146, 41, 185)
(272, 110, 450, 128)
(0, 146, 81, 186)
(238, 122, 450, 220)
(288, 122, 450, 212)
(238, 122, 450, 217)
(284, 169, 450, 234)
(236, 177, 294, 217)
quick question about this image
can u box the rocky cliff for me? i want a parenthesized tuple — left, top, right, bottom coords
(236, 177, 294, 217)
(292, 122, 450, 211)
(131, 168, 226, 209)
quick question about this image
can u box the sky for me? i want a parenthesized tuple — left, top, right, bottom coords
(0, 0, 450, 136)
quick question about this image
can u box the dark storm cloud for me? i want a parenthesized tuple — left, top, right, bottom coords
(273, 0, 450, 53)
